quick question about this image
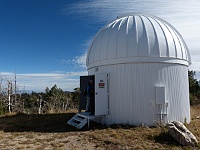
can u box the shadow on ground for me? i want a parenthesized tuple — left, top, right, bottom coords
(0, 113, 118, 133)
(0, 113, 82, 132)
(153, 131, 180, 146)
(1, 113, 198, 148)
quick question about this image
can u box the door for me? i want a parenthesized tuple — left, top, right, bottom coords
(95, 73, 109, 116)
(79, 75, 94, 112)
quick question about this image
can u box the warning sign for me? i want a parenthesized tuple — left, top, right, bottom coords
(99, 82, 105, 88)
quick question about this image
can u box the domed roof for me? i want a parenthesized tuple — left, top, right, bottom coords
(86, 14, 191, 69)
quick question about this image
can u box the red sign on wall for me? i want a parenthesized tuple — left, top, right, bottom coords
(99, 83, 105, 88)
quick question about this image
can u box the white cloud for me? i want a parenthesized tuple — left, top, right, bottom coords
(75, 52, 87, 69)
(64, 0, 200, 23)
(57, 51, 88, 70)
(196, 72, 200, 81)
(66, 0, 200, 74)
(0, 71, 87, 92)
(0, 50, 89, 92)
(3, 1, 199, 92)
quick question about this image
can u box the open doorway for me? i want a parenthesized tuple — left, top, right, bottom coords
(80, 73, 109, 116)
(79, 75, 94, 112)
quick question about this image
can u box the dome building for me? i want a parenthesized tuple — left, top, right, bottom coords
(86, 14, 191, 126)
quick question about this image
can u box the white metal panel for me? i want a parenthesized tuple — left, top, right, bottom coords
(136, 16, 149, 56)
(92, 30, 104, 63)
(166, 24, 182, 58)
(117, 17, 127, 58)
(100, 27, 112, 60)
(149, 17, 167, 57)
(177, 34, 186, 60)
(86, 14, 191, 68)
(157, 19, 176, 58)
(88, 41, 95, 65)
(87, 14, 191, 126)
(106, 20, 121, 59)
(126, 16, 138, 57)
(87, 57, 189, 70)
(95, 72, 109, 116)
(145, 17, 160, 57)
(156, 87, 166, 104)
(88, 63, 190, 126)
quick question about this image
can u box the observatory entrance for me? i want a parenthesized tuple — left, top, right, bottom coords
(79, 73, 109, 116)
(68, 73, 109, 129)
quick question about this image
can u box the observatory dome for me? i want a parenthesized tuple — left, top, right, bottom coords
(86, 14, 191, 69)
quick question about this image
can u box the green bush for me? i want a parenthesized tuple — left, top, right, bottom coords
(190, 93, 199, 105)
(0, 101, 6, 115)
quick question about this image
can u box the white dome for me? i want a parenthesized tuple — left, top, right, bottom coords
(86, 14, 191, 69)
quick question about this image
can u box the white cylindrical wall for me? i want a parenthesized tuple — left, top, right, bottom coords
(88, 63, 190, 126)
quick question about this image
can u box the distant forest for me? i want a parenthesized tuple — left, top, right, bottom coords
(0, 84, 80, 115)
(0, 70, 199, 115)
(188, 70, 200, 105)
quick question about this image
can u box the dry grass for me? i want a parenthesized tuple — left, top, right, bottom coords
(0, 106, 199, 149)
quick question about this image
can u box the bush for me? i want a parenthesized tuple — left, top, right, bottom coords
(190, 94, 199, 105)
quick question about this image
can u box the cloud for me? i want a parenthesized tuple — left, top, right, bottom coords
(0, 71, 87, 92)
(64, 0, 200, 23)
(75, 52, 87, 69)
(2, 1, 199, 92)
(0, 50, 88, 92)
(65, 0, 200, 74)
(57, 51, 87, 70)
(195, 72, 200, 81)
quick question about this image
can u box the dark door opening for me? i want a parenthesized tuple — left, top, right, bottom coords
(79, 75, 94, 112)
(80, 73, 109, 116)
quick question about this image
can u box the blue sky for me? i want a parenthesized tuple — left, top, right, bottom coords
(0, 0, 200, 92)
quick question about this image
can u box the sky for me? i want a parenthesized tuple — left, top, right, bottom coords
(0, 0, 200, 92)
